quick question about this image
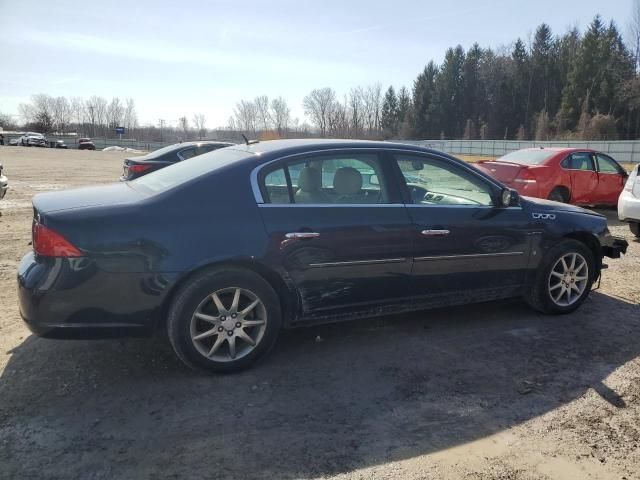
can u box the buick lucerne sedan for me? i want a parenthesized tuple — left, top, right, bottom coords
(18, 140, 628, 373)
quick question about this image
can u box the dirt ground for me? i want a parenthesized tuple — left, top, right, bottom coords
(0, 146, 639, 480)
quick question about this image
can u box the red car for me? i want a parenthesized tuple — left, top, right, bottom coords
(476, 148, 628, 206)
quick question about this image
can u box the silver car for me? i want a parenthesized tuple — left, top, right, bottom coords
(19, 132, 46, 147)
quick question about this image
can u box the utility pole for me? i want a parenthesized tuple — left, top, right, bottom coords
(159, 119, 165, 142)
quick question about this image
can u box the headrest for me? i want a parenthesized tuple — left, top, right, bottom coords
(333, 167, 362, 195)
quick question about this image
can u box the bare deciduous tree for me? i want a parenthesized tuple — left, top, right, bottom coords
(303, 87, 336, 137)
(70, 97, 85, 129)
(193, 113, 207, 139)
(234, 100, 257, 133)
(52, 96, 72, 133)
(123, 98, 137, 132)
(254, 95, 271, 132)
(107, 97, 124, 130)
(270, 97, 290, 136)
(178, 116, 189, 138)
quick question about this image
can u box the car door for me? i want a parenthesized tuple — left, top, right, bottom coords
(594, 153, 627, 205)
(256, 150, 413, 318)
(390, 152, 531, 299)
(560, 152, 598, 204)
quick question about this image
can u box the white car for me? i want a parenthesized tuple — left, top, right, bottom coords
(618, 163, 640, 238)
(18, 132, 46, 147)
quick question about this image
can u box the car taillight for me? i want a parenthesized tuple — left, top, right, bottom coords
(32, 223, 83, 257)
(514, 169, 537, 184)
(128, 164, 153, 174)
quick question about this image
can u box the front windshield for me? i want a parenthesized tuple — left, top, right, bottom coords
(131, 148, 251, 193)
(498, 150, 555, 165)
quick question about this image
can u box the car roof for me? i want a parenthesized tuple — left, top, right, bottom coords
(518, 147, 594, 153)
(226, 139, 439, 161)
(166, 140, 233, 149)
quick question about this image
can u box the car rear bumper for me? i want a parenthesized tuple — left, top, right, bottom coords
(17, 252, 166, 338)
(618, 190, 640, 222)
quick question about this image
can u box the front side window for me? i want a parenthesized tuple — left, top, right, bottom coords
(595, 154, 623, 174)
(261, 152, 389, 205)
(395, 154, 494, 206)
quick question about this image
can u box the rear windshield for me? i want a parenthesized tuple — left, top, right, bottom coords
(131, 148, 251, 193)
(498, 149, 555, 165)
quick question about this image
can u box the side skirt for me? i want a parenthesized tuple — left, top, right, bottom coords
(289, 286, 525, 328)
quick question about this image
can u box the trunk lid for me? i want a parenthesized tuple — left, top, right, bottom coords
(476, 161, 527, 183)
(33, 182, 146, 213)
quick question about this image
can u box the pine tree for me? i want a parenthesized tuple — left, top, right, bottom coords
(511, 38, 530, 137)
(412, 61, 439, 138)
(397, 86, 411, 125)
(381, 86, 399, 137)
(436, 46, 466, 137)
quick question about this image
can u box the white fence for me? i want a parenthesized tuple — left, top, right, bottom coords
(400, 140, 640, 164)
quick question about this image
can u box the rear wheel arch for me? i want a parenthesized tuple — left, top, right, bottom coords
(155, 259, 298, 333)
(548, 186, 570, 203)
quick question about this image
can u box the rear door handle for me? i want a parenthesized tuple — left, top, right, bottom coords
(285, 232, 320, 239)
(421, 229, 450, 237)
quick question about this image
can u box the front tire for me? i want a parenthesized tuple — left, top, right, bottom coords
(167, 267, 282, 373)
(631, 222, 640, 238)
(525, 239, 596, 314)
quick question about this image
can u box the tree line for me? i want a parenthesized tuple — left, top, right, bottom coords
(2, 12, 640, 142)
(293, 15, 638, 141)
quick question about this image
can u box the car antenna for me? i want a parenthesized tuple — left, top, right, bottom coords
(241, 134, 259, 145)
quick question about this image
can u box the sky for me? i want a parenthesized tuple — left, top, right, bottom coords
(0, 0, 632, 129)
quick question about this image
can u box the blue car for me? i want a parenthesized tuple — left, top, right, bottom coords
(18, 140, 628, 373)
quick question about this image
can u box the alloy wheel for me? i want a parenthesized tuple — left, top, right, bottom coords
(548, 252, 589, 307)
(190, 287, 267, 362)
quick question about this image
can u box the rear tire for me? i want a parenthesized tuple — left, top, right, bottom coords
(525, 239, 596, 315)
(548, 188, 568, 203)
(167, 267, 282, 373)
(631, 222, 640, 237)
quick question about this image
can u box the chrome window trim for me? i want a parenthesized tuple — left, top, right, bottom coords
(309, 258, 407, 268)
(258, 203, 404, 208)
(250, 147, 505, 204)
(415, 251, 525, 261)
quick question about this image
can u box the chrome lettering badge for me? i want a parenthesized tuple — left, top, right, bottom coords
(532, 213, 556, 220)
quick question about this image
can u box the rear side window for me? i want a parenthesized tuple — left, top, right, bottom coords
(562, 152, 595, 171)
(261, 152, 389, 204)
(595, 154, 623, 174)
(178, 147, 197, 160)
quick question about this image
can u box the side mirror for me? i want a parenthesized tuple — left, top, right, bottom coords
(411, 161, 424, 171)
(501, 188, 519, 207)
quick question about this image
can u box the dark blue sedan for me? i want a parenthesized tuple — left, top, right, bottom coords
(17, 140, 628, 372)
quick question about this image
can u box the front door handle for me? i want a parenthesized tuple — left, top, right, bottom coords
(285, 232, 320, 239)
(421, 229, 450, 237)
